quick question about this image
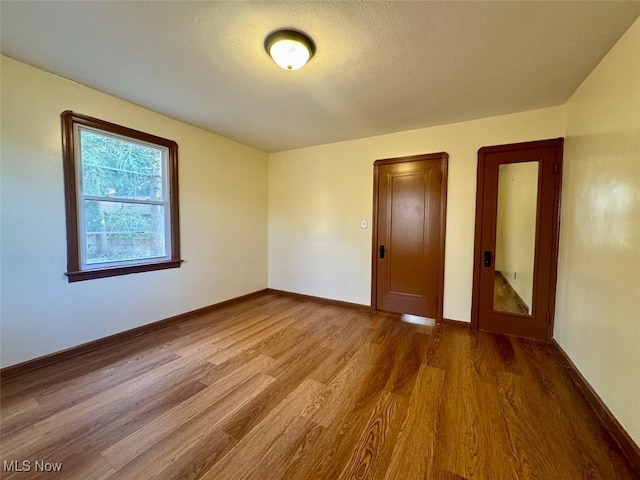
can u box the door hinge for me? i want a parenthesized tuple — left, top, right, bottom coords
(439, 171, 443, 183)
(545, 311, 551, 325)
(554, 163, 559, 175)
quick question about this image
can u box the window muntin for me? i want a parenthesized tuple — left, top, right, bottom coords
(62, 111, 181, 282)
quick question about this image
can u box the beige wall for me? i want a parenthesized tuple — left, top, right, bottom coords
(0, 56, 269, 368)
(268, 106, 564, 320)
(495, 162, 538, 311)
(556, 18, 640, 443)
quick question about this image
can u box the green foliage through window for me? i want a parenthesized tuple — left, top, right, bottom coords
(79, 128, 168, 265)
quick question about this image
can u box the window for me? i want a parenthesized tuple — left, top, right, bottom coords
(61, 111, 181, 282)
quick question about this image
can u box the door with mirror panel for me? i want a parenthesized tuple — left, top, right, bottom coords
(472, 139, 563, 340)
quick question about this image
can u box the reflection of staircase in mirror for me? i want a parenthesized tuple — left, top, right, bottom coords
(494, 271, 529, 315)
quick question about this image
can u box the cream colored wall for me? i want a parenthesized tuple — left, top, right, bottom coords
(0, 56, 268, 368)
(268, 106, 564, 320)
(556, 18, 640, 443)
(495, 162, 538, 310)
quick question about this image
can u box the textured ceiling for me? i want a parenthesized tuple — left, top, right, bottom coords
(2, 1, 639, 152)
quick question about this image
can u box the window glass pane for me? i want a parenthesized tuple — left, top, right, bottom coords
(80, 129, 164, 200)
(84, 200, 167, 265)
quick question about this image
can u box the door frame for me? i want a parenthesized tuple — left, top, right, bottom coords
(470, 138, 563, 340)
(371, 152, 449, 321)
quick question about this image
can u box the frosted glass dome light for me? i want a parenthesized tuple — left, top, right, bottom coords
(265, 29, 316, 71)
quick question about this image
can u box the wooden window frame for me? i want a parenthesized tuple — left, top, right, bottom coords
(61, 111, 181, 282)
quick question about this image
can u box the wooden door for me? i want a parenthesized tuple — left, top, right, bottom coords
(372, 153, 448, 319)
(472, 138, 563, 340)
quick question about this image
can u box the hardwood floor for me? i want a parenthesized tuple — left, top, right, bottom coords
(493, 272, 528, 315)
(0, 293, 636, 479)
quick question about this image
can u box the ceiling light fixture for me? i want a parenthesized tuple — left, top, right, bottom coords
(264, 29, 315, 71)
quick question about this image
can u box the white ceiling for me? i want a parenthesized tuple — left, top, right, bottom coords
(1, 1, 639, 152)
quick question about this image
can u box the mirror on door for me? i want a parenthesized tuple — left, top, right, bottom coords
(493, 161, 539, 316)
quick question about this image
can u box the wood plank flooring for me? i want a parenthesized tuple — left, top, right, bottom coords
(0, 293, 636, 479)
